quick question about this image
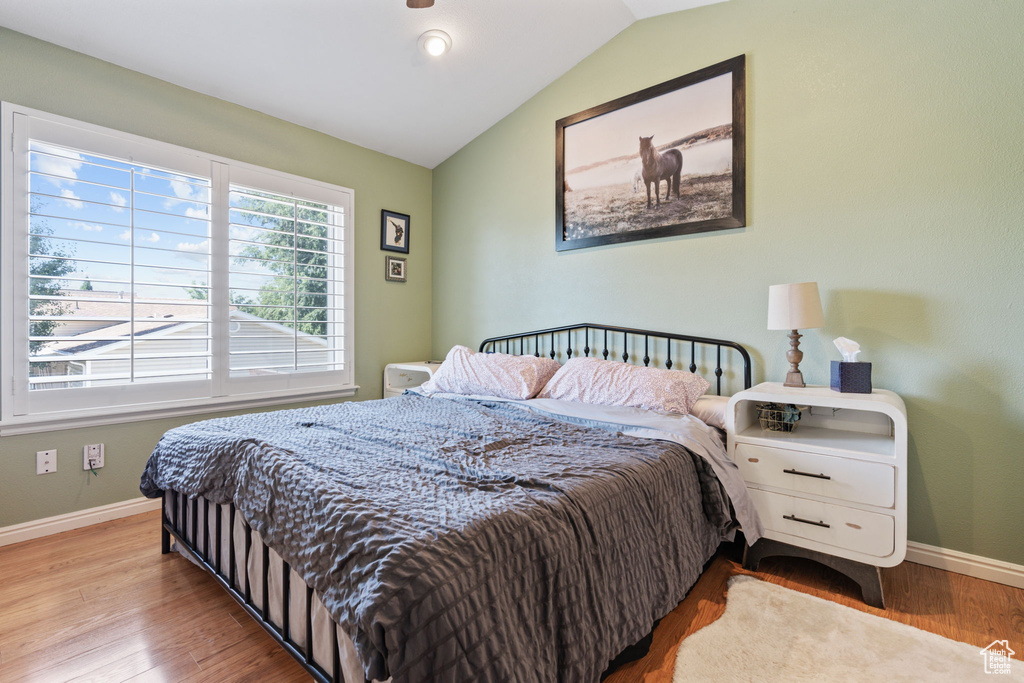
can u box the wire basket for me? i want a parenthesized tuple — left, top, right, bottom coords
(755, 402, 808, 432)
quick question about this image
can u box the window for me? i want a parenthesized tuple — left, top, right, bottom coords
(1, 104, 355, 430)
(25, 141, 214, 397)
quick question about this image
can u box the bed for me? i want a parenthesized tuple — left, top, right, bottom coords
(140, 323, 759, 683)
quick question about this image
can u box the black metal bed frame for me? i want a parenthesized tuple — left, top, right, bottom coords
(480, 322, 752, 394)
(161, 491, 340, 683)
(159, 323, 753, 683)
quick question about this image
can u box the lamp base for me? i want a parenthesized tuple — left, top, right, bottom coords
(783, 370, 806, 388)
(783, 329, 807, 388)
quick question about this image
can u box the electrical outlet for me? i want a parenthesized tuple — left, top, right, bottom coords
(36, 449, 57, 475)
(83, 443, 104, 471)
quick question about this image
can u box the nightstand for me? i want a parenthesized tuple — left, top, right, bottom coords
(726, 382, 907, 608)
(383, 361, 441, 398)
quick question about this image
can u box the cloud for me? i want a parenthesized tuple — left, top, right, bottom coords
(33, 144, 84, 180)
(60, 189, 84, 209)
(176, 239, 210, 262)
(116, 230, 161, 243)
(169, 175, 203, 201)
(177, 239, 210, 253)
(161, 175, 210, 217)
(70, 221, 103, 232)
(110, 192, 128, 213)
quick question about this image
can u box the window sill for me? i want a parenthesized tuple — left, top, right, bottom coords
(0, 385, 360, 436)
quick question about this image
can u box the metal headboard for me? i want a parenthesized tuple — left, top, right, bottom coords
(479, 323, 752, 396)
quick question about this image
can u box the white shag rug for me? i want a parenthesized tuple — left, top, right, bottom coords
(673, 575, 1022, 682)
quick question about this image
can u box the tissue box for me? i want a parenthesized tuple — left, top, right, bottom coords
(831, 361, 872, 393)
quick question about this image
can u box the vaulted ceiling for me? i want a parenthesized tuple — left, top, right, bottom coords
(0, 0, 724, 168)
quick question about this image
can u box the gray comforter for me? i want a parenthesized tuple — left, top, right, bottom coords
(140, 393, 734, 682)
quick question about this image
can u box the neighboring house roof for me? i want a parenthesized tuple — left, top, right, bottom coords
(40, 289, 208, 356)
(39, 290, 326, 358)
(59, 289, 206, 319)
(54, 320, 183, 354)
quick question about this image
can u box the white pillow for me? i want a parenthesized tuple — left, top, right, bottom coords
(537, 357, 710, 415)
(419, 345, 561, 400)
(690, 394, 729, 430)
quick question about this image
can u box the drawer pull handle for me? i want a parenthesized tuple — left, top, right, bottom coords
(783, 468, 831, 480)
(783, 514, 831, 528)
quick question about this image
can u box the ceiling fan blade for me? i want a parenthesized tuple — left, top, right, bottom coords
(407, 0, 434, 7)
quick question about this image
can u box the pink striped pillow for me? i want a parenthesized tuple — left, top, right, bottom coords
(419, 345, 561, 400)
(538, 357, 710, 415)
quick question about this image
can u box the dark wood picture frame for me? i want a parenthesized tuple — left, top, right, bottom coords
(381, 209, 410, 254)
(555, 55, 746, 251)
(384, 255, 407, 282)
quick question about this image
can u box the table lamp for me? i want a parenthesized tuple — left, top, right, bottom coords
(767, 282, 824, 388)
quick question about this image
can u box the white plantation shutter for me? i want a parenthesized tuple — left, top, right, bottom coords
(225, 175, 347, 390)
(2, 105, 354, 423)
(26, 143, 214, 388)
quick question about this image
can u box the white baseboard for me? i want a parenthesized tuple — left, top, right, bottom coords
(0, 497, 161, 548)
(906, 541, 1024, 590)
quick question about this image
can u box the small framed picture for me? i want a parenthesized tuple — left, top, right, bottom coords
(381, 209, 410, 254)
(385, 255, 407, 282)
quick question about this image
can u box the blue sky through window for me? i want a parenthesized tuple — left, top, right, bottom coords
(29, 141, 212, 300)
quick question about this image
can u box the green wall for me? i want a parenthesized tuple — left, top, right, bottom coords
(0, 28, 432, 527)
(432, 0, 1024, 563)
(5, 1, 1023, 566)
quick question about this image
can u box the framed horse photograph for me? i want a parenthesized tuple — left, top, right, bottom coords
(555, 55, 745, 251)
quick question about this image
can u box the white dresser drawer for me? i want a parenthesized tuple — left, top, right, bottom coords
(748, 489, 895, 558)
(736, 442, 894, 508)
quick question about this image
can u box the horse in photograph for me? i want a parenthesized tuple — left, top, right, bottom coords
(639, 135, 682, 209)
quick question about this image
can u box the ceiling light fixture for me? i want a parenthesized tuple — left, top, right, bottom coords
(418, 29, 452, 57)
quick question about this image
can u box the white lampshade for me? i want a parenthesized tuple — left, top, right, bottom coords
(767, 282, 825, 330)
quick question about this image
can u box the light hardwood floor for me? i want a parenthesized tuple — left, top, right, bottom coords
(1, 511, 1021, 682)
